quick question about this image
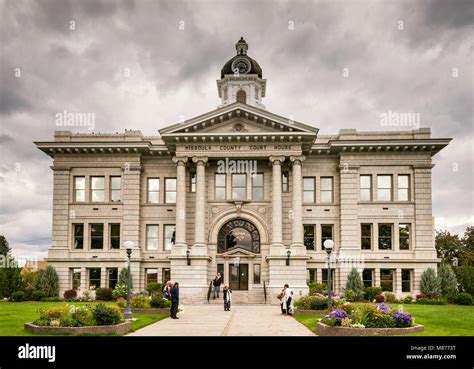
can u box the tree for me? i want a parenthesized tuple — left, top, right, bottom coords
(33, 266, 59, 297)
(420, 268, 442, 298)
(344, 268, 365, 301)
(435, 230, 463, 264)
(0, 235, 11, 257)
(463, 226, 474, 251)
(0, 257, 24, 299)
(118, 268, 133, 289)
(455, 265, 474, 295)
(438, 263, 458, 301)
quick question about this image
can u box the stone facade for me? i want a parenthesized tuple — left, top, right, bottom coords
(35, 39, 451, 304)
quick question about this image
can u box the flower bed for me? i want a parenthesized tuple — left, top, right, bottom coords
(25, 303, 128, 335)
(317, 302, 424, 336)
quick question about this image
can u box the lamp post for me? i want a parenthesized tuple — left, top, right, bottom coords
(286, 249, 291, 266)
(124, 240, 134, 320)
(323, 239, 334, 309)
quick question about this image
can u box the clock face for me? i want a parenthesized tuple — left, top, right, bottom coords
(232, 58, 250, 74)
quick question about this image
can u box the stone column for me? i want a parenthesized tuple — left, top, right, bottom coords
(290, 156, 305, 253)
(269, 156, 285, 252)
(172, 156, 188, 253)
(192, 157, 208, 252)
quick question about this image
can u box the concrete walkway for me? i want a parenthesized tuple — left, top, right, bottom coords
(128, 305, 315, 336)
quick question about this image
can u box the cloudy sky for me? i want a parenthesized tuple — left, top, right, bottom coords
(0, 0, 472, 262)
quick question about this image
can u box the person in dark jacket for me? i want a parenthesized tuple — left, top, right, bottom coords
(170, 282, 180, 319)
(212, 273, 223, 299)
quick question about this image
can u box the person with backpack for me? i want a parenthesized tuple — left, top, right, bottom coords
(284, 284, 294, 315)
(223, 285, 232, 311)
(162, 281, 172, 301)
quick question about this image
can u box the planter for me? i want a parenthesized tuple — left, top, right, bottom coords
(24, 322, 131, 336)
(316, 322, 424, 336)
(294, 309, 326, 316)
(119, 308, 170, 314)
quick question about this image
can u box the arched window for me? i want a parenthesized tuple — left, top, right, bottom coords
(217, 219, 260, 253)
(236, 90, 246, 104)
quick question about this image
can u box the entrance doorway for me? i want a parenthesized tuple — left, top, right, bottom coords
(229, 264, 248, 290)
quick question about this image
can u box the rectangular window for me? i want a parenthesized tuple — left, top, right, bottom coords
(252, 173, 264, 201)
(108, 268, 118, 289)
(361, 224, 372, 250)
(110, 176, 122, 202)
(74, 177, 86, 202)
(380, 269, 394, 292)
(282, 172, 289, 192)
(164, 225, 176, 251)
(190, 173, 196, 193)
(253, 264, 261, 284)
(215, 174, 226, 200)
(165, 178, 177, 204)
(377, 175, 392, 201)
(91, 176, 105, 202)
(308, 269, 317, 282)
(147, 178, 160, 204)
(321, 225, 333, 250)
(402, 269, 412, 292)
(398, 175, 410, 201)
(362, 269, 373, 288)
(72, 268, 81, 290)
(320, 177, 333, 203)
(146, 268, 158, 286)
(399, 224, 410, 250)
(359, 175, 372, 201)
(378, 224, 393, 250)
(232, 173, 247, 200)
(109, 224, 120, 250)
(322, 269, 335, 291)
(89, 268, 101, 290)
(73, 224, 84, 249)
(90, 224, 104, 249)
(303, 177, 315, 203)
(146, 225, 159, 251)
(304, 225, 315, 250)
(162, 268, 171, 283)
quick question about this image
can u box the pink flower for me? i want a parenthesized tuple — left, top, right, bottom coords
(117, 297, 124, 302)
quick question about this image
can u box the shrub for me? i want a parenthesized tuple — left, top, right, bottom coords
(416, 293, 427, 301)
(112, 284, 127, 299)
(151, 297, 171, 308)
(31, 290, 45, 301)
(93, 303, 121, 325)
(34, 266, 59, 298)
(23, 288, 33, 301)
(131, 295, 151, 309)
(294, 296, 328, 310)
(438, 263, 458, 301)
(71, 305, 95, 326)
(116, 297, 126, 308)
(11, 291, 25, 302)
(0, 256, 25, 299)
(146, 282, 163, 298)
(64, 289, 77, 301)
(307, 282, 327, 295)
(402, 295, 413, 304)
(385, 292, 399, 303)
(118, 268, 133, 288)
(364, 287, 382, 302)
(455, 265, 474, 296)
(416, 298, 447, 305)
(344, 289, 357, 302)
(80, 291, 92, 302)
(455, 292, 473, 305)
(345, 268, 365, 301)
(95, 288, 113, 301)
(392, 311, 413, 328)
(420, 268, 442, 298)
(375, 294, 385, 303)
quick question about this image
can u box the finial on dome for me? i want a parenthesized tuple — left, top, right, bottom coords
(236, 37, 248, 55)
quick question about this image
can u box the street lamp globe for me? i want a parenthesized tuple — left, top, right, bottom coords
(124, 240, 134, 251)
(323, 239, 334, 253)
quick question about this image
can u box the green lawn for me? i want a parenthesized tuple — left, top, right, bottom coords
(0, 301, 168, 336)
(294, 304, 474, 336)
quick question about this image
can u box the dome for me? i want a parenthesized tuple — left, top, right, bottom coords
(220, 37, 263, 78)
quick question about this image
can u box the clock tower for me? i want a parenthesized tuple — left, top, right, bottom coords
(217, 37, 267, 109)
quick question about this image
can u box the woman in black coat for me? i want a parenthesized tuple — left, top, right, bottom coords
(170, 282, 180, 319)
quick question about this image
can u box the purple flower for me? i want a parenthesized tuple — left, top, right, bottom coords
(376, 303, 392, 314)
(326, 308, 349, 322)
(393, 311, 412, 328)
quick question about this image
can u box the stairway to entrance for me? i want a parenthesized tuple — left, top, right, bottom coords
(207, 289, 267, 305)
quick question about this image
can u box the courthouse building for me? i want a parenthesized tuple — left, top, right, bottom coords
(36, 38, 451, 303)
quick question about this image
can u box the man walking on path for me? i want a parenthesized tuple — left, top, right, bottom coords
(170, 282, 180, 319)
(212, 272, 223, 299)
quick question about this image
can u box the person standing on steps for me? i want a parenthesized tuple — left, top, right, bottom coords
(223, 285, 232, 311)
(170, 282, 180, 319)
(212, 272, 223, 299)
